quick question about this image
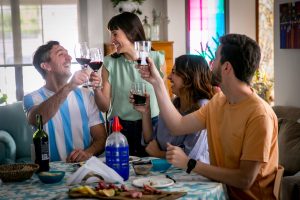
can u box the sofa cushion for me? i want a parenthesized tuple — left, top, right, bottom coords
(281, 174, 300, 200)
(0, 102, 32, 161)
(0, 130, 16, 164)
(278, 118, 300, 176)
(273, 106, 300, 122)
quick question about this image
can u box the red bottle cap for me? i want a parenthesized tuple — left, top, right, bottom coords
(112, 116, 123, 132)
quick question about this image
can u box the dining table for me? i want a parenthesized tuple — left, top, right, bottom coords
(0, 158, 228, 200)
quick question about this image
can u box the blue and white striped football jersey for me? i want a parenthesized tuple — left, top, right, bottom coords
(23, 86, 105, 162)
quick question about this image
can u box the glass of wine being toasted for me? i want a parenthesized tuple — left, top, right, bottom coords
(74, 42, 91, 87)
(89, 47, 103, 88)
(134, 41, 151, 69)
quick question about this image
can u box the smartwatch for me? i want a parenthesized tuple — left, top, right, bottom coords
(186, 158, 197, 174)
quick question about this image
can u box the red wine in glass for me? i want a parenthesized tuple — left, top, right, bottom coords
(89, 48, 104, 88)
(89, 61, 103, 72)
(131, 82, 146, 105)
(133, 94, 146, 105)
(74, 42, 90, 87)
(76, 58, 91, 66)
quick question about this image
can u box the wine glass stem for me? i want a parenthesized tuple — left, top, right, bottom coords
(81, 65, 89, 87)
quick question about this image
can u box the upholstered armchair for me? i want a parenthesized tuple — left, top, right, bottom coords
(0, 102, 32, 164)
(273, 106, 300, 200)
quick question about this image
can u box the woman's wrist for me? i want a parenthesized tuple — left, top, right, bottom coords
(141, 109, 151, 117)
(152, 77, 164, 88)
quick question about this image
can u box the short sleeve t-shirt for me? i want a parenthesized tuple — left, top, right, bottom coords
(194, 91, 278, 199)
(104, 51, 165, 121)
(23, 87, 105, 161)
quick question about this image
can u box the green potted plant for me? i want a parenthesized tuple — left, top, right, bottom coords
(251, 69, 274, 104)
(0, 90, 8, 105)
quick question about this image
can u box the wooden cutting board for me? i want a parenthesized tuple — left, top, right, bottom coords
(69, 190, 187, 200)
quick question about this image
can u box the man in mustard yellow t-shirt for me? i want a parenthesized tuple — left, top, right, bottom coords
(139, 34, 279, 200)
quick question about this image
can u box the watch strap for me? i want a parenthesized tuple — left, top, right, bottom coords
(186, 158, 197, 174)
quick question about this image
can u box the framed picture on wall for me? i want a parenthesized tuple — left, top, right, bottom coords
(279, 1, 300, 49)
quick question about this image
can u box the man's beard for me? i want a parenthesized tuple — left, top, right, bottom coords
(211, 70, 222, 87)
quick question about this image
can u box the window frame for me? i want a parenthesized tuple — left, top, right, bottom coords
(0, 0, 82, 102)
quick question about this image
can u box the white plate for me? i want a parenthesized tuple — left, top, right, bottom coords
(132, 176, 174, 188)
(98, 156, 140, 163)
(142, 157, 159, 161)
(129, 156, 141, 163)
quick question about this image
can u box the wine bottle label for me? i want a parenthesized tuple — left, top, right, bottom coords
(42, 154, 49, 160)
(41, 142, 49, 161)
(34, 114, 50, 172)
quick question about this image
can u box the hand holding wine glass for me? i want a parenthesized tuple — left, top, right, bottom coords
(74, 42, 91, 87)
(134, 41, 151, 69)
(131, 82, 147, 106)
(89, 47, 103, 88)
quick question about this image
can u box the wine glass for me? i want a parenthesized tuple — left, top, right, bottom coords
(134, 41, 151, 68)
(131, 82, 146, 106)
(89, 48, 104, 88)
(74, 42, 91, 87)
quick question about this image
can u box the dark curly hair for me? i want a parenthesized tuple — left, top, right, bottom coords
(173, 55, 214, 113)
(219, 34, 261, 85)
(32, 40, 60, 79)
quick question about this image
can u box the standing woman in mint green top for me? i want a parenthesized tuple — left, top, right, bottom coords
(90, 12, 165, 157)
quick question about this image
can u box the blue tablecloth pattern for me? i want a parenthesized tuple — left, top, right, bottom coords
(0, 161, 228, 200)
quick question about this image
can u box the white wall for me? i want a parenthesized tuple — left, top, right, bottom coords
(274, 0, 300, 107)
(99, 0, 184, 59)
(228, 0, 256, 40)
(89, 1, 300, 108)
(87, 0, 103, 48)
(97, 0, 256, 61)
(166, 0, 186, 59)
(88, 0, 259, 77)
(101, 0, 166, 43)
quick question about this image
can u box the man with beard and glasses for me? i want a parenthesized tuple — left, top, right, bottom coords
(23, 41, 107, 163)
(138, 34, 280, 199)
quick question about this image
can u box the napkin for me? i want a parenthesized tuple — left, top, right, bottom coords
(66, 156, 124, 185)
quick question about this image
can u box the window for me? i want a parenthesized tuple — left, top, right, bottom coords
(187, 0, 226, 62)
(0, 0, 79, 103)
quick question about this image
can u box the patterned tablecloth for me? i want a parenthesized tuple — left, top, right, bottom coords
(0, 160, 228, 200)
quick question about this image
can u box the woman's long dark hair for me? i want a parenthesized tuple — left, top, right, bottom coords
(107, 12, 146, 58)
(173, 55, 214, 113)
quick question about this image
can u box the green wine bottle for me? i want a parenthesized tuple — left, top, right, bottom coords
(33, 114, 49, 172)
